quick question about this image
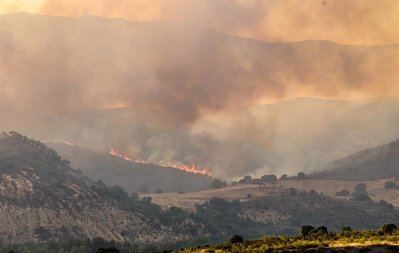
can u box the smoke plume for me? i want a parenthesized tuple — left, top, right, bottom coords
(1, 13, 399, 177)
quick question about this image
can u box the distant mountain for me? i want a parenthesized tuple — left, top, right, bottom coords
(312, 139, 399, 180)
(46, 142, 212, 193)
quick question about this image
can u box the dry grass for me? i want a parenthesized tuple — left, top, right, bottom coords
(142, 178, 399, 212)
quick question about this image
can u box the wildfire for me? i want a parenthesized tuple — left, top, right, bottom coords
(42, 140, 76, 146)
(109, 149, 212, 177)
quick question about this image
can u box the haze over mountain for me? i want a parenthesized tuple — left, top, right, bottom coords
(3, 0, 399, 45)
(1, 13, 399, 178)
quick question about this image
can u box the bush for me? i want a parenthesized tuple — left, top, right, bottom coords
(239, 175, 253, 184)
(351, 192, 371, 201)
(288, 188, 297, 196)
(251, 178, 263, 185)
(301, 225, 315, 237)
(96, 248, 120, 253)
(154, 189, 163, 193)
(314, 226, 328, 235)
(230, 235, 244, 244)
(380, 223, 397, 234)
(280, 174, 288, 180)
(335, 189, 350, 197)
(341, 226, 353, 232)
(297, 172, 306, 179)
(379, 199, 394, 209)
(385, 181, 399, 189)
(209, 179, 227, 189)
(260, 175, 277, 184)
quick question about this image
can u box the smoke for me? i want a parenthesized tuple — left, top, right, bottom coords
(2, 0, 399, 45)
(0, 13, 399, 177)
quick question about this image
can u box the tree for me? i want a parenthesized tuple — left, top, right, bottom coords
(280, 174, 288, 180)
(260, 175, 277, 184)
(230, 235, 244, 244)
(209, 179, 227, 189)
(314, 226, 328, 235)
(354, 183, 366, 193)
(351, 192, 371, 201)
(385, 181, 399, 189)
(239, 175, 253, 184)
(301, 225, 315, 236)
(380, 223, 397, 234)
(297, 172, 306, 179)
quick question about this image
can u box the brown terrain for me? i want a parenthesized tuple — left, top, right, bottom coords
(144, 178, 399, 212)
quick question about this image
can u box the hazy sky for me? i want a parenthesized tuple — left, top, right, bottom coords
(2, 0, 399, 45)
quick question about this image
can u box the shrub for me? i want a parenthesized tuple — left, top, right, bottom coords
(239, 175, 253, 184)
(379, 199, 394, 209)
(246, 193, 253, 199)
(96, 248, 120, 253)
(251, 178, 263, 185)
(385, 181, 399, 189)
(230, 235, 244, 244)
(314, 226, 328, 235)
(297, 172, 306, 179)
(335, 189, 350, 197)
(301, 225, 315, 237)
(260, 175, 277, 184)
(209, 179, 227, 189)
(341, 226, 353, 232)
(380, 224, 398, 234)
(288, 188, 297, 196)
(154, 189, 163, 193)
(351, 192, 371, 201)
(280, 174, 288, 180)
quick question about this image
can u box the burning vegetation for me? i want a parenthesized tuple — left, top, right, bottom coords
(109, 149, 212, 177)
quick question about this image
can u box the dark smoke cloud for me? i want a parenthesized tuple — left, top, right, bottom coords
(1, 13, 399, 177)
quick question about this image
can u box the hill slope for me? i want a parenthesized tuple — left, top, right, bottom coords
(0, 132, 194, 246)
(46, 142, 212, 193)
(313, 139, 399, 180)
(1, 132, 399, 249)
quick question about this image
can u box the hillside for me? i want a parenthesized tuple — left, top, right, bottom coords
(313, 139, 399, 181)
(0, 132, 200, 247)
(145, 184, 399, 236)
(179, 229, 399, 253)
(1, 132, 399, 251)
(46, 142, 212, 193)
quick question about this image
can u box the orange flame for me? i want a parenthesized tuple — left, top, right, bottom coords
(109, 148, 212, 177)
(42, 140, 76, 146)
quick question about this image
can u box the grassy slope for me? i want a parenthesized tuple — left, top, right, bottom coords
(179, 230, 399, 252)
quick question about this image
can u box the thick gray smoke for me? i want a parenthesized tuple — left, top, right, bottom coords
(1, 13, 399, 177)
